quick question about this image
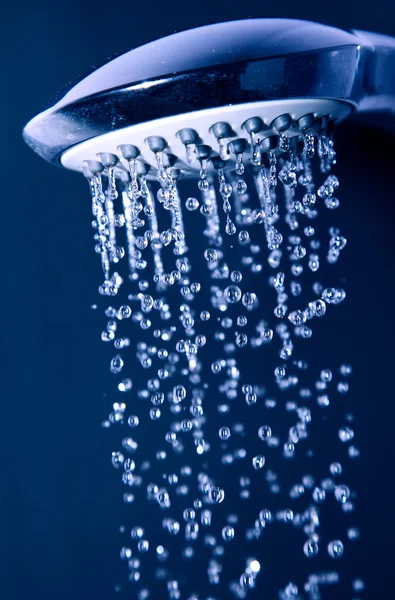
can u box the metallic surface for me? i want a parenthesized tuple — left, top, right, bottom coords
(22, 19, 395, 165)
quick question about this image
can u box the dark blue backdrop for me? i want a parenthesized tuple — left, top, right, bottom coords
(1, 1, 395, 599)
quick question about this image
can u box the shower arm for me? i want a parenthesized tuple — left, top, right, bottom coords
(351, 29, 395, 128)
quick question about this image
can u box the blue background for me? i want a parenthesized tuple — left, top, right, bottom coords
(1, 1, 395, 598)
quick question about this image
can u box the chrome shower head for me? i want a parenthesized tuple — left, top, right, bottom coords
(22, 18, 395, 180)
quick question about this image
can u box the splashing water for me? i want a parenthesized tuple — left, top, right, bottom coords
(86, 126, 362, 599)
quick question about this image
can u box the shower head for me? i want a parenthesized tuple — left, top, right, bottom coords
(22, 18, 395, 180)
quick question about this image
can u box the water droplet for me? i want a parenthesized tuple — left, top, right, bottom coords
(334, 485, 350, 504)
(128, 415, 139, 427)
(222, 525, 235, 541)
(242, 292, 257, 309)
(209, 486, 225, 504)
(225, 219, 236, 235)
(339, 426, 354, 443)
(204, 248, 218, 263)
(241, 572, 254, 589)
(219, 426, 231, 440)
(198, 178, 210, 191)
(252, 455, 266, 470)
(328, 539, 344, 559)
(330, 462, 342, 476)
(303, 539, 319, 558)
(110, 355, 124, 374)
(173, 385, 187, 403)
(258, 425, 272, 440)
(185, 197, 199, 211)
(225, 285, 242, 304)
(238, 230, 250, 244)
(312, 487, 326, 503)
(236, 180, 247, 194)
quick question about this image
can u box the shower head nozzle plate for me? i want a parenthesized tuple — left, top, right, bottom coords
(61, 99, 353, 179)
